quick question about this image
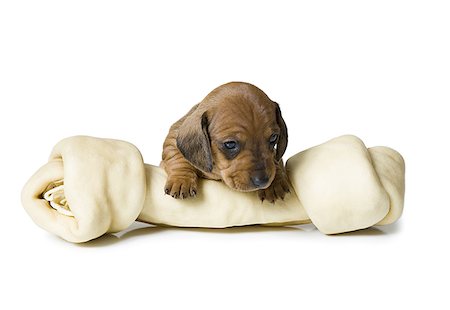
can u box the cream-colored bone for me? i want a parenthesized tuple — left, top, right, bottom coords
(22, 135, 405, 243)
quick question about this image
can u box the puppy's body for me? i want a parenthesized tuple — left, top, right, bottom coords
(161, 82, 290, 203)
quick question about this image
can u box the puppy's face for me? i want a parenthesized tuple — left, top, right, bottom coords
(176, 82, 288, 192)
(208, 99, 286, 191)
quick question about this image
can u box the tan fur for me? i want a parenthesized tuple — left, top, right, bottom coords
(161, 82, 290, 203)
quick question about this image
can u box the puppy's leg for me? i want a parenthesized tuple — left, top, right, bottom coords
(258, 160, 291, 203)
(162, 127, 199, 199)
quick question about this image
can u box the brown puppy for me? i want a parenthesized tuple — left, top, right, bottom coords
(161, 82, 290, 203)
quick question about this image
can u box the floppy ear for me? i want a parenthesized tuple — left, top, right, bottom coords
(176, 111, 213, 172)
(274, 102, 288, 161)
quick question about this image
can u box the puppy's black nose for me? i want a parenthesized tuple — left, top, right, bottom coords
(251, 172, 270, 188)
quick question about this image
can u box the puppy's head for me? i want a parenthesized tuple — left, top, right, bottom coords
(177, 82, 288, 192)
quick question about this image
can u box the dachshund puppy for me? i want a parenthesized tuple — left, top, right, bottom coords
(161, 82, 290, 203)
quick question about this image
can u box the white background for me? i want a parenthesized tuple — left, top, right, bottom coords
(1, 1, 449, 309)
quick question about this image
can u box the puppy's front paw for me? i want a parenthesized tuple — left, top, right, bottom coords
(164, 175, 198, 199)
(258, 175, 290, 204)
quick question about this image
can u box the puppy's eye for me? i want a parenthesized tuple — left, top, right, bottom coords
(269, 134, 279, 144)
(224, 141, 238, 149)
